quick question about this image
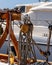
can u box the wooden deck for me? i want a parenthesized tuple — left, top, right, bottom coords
(0, 59, 52, 65)
(0, 54, 52, 65)
(37, 60, 52, 65)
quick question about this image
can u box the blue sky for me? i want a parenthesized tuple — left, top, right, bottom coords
(0, 0, 38, 9)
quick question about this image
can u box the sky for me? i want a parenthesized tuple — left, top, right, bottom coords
(0, 0, 39, 9)
(0, 0, 52, 9)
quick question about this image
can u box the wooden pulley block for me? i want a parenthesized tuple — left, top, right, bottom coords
(11, 13, 21, 20)
(20, 24, 29, 34)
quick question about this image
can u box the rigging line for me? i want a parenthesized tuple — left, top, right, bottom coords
(47, 29, 51, 52)
(45, 25, 52, 63)
(25, 34, 37, 60)
(32, 39, 42, 52)
(27, 39, 36, 60)
(27, 44, 32, 59)
(18, 31, 22, 57)
(13, 22, 20, 28)
(18, 31, 26, 59)
(32, 35, 51, 63)
(32, 41, 37, 60)
(13, 21, 23, 28)
(29, 44, 36, 60)
(27, 41, 31, 59)
(28, 37, 36, 59)
(45, 21, 50, 25)
(14, 56, 20, 65)
(8, 12, 11, 65)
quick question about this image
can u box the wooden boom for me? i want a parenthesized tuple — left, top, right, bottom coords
(0, 10, 21, 60)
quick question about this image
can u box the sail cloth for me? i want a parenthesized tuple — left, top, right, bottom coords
(26, 2, 52, 26)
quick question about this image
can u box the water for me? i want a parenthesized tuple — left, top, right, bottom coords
(0, 41, 52, 62)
